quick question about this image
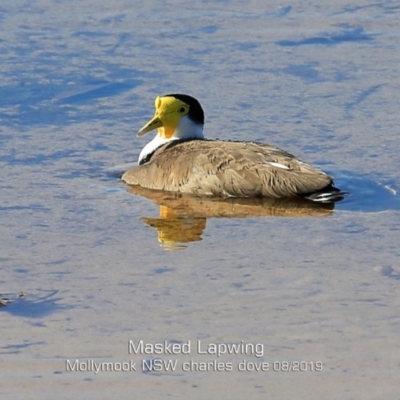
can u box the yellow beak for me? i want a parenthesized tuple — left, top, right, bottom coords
(137, 116, 163, 137)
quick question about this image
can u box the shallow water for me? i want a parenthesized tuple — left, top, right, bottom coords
(1, 1, 400, 399)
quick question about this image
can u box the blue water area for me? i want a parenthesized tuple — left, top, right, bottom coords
(276, 27, 376, 47)
(0, 341, 46, 355)
(56, 81, 139, 105)
(333, 171, 400, 213)
(0, 78, 141, 127)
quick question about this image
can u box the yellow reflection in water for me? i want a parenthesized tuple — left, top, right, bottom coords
(128, 186, 334, 250)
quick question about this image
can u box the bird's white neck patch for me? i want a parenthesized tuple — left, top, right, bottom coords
(138, 134, 176, 165)
(138, 115, 204, 165)
(173, 114, 204, 141)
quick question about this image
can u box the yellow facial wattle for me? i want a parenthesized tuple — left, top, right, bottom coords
(137, 96, 189, 139)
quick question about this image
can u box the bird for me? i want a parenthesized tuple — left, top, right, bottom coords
(121, 94, 347, 203)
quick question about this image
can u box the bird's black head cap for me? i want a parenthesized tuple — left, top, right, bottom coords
(165, 93, 205, 125)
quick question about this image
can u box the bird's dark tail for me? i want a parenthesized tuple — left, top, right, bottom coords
(303, 184, 348, 204)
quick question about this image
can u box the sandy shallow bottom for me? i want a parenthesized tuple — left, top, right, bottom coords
(1, 1, 400, 399)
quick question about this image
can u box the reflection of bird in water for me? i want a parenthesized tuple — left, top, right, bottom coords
(122, 94, 347, 203)
(142, 206, 206, 251)
(129, 186, 334, 250)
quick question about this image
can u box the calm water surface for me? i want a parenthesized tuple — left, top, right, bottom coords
(1, 1, 399, 399)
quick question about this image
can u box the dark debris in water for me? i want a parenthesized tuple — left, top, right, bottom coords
(0, 290, 69, 317)
(0, 292, 24, 307)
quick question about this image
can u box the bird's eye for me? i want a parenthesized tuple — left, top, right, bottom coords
(178, 106, 187, 114)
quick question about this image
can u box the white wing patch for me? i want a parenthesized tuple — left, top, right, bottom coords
(267, 161, 291, 170)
